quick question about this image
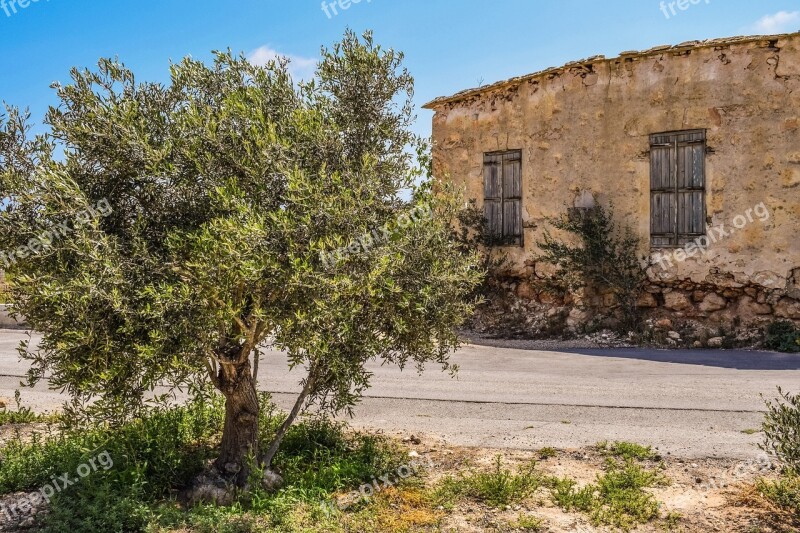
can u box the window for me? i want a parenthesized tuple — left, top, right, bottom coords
(483, 150, 522, 245)
(650, 130, 706, 247)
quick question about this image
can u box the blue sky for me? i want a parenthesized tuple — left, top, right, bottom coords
(1, 0, 799, 139)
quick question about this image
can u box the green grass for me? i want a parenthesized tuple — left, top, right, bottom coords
(741, 428, 761, 435)
(0, 403, 680, 533)
(757, 475, 800, 517)
(538, 447, 558, 460)
(507, 512, 545, 531)
(0, 392, 408, 533)
(432, 455, 542, 508)
(596, 440, 658, 461)
(0, 391, 60, 426)
(0, 407, 51, 426)
(549, 458, 670, 531)
(429, 443, 670, 530)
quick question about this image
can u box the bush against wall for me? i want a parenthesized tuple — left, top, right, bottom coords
(765, 321, 800, 353)
(535, 204, 649, 332)
(452, 198, 507, 300)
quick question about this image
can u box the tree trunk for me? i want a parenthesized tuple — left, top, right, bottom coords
(215, 359, 260, 488)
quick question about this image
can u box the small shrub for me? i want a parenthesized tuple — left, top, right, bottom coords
(765, 321, 800, 353)
(757, 475, 800, 516)
(549, 459, 669, 531)
(549, 476, 593, 511)
(663, 510, 683, 530)
(467, 456, 541, 507)
(433, 456, 541, 508)
(272, 415, 407, 499)
(508, 513, 545, 531)
(429, 474, 466, 510)
(597, 440, 657, 461)
(452, 198, 508, 299)
(0, 391, 59, 426)
(538, 447, 558, 460)
(762, 387, 800, 475)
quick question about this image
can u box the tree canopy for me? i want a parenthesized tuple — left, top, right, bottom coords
(0, 30, 482, 487)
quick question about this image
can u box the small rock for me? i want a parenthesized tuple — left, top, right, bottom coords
(664, 291, 693, 312)
(707, 337, 724, 348)
(408, 450, 419, 458)
(668, 331, 681, 340)
(184, 473, 235, 506)
(656, 318, 673, 329)
(223, 462, 241, 474)
(699, 293, 728, 312)
(262, 469, 284, 492)
(636, 292, 658, 308)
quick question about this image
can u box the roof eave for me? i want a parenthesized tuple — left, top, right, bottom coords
(422, 31, 799, 110)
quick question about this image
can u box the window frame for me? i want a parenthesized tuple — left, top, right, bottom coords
(649, 129, 707, 248)
(483, 150, 523, 247)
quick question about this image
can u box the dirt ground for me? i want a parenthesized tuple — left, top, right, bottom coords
(386, 431, 796, 533)
(0, 422, 796, 532)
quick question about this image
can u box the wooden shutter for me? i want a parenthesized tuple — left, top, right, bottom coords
(483, 154, 502, 238)
(650, 131, 706, 246)
(502, 152, 522, 241)
(650, 144, 675, 247)
(676, 141, 706, 245)
(484, 151, 523, 245)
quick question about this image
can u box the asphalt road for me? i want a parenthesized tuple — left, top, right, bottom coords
(2, 329, 799, 459)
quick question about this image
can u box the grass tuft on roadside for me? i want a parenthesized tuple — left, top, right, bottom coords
(507, 512, 545, 531)
(596, 440, 658, 461)
(757, 475, 800, 518)
(0, 391, 61, 427)
(549, 457, 670, 531)
(432, 455, 542, 508)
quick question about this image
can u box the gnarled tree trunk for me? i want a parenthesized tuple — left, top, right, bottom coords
(215, 359, 260, 488)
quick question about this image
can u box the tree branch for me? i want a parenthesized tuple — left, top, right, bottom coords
(205, 357, 221, 388)
(252, 348, 260, 385)
(261, 362, 318, 469)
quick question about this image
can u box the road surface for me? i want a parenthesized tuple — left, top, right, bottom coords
(2, 329, 799, 459)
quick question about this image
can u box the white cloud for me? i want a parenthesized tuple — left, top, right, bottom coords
(247, 46, 317, 81)
(752, 11, 800, 34)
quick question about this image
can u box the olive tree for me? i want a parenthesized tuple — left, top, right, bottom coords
(0, 31, 481, 488)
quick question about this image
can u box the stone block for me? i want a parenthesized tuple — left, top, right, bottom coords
(699, 293, 727, 312)
(664, 291, 693, 312)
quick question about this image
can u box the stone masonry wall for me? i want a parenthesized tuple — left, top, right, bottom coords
(426, 33, 800, 336)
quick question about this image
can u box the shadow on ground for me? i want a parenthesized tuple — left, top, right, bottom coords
(465, 336, 800, 371)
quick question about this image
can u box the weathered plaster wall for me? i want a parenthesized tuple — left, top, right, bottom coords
(428, 34, 800, 331)
(0, 304, 24, 329)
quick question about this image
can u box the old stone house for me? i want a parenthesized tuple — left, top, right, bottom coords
(425, 32, 800, 338)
